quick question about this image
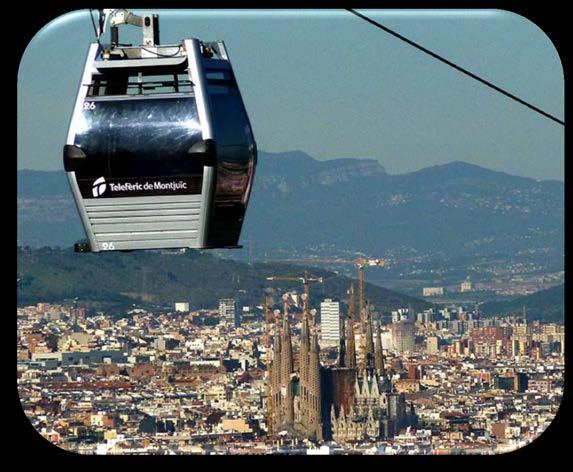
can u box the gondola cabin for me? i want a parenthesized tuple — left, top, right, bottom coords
(64, 16, 256, 252)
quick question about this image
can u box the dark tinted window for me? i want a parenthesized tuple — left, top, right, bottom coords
(209, 85, 253, 147)
(206, 80, 257, 246)
(216, 148, 253, 200)
(74, 97, 204, 178)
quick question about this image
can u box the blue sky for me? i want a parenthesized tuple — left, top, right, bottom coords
(17, 9, 564, 180)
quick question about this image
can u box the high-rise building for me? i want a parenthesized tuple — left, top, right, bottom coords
(320, 299, 340, 343)
(378, 330, 393, 352)
(426, 336, 439, 354)
(218, 299, 240, 327)
(392, 321, 416, 354)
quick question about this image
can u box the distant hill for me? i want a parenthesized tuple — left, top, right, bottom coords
(480, 284, 564, 323)
(17, 247, 431, 314)
(17, 152, 564, 262)
(17, 170, 83, 248)
(244, 152, 563, 259)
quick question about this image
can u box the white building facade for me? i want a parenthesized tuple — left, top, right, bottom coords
(320, 298, 340, 343)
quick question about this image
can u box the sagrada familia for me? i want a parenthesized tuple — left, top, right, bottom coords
(266, 288, 417, 443)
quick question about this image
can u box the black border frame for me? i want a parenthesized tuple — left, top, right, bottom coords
(13, 0, 569, 463)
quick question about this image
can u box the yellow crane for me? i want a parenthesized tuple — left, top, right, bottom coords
(266, 258, 384, 328)
(354, 258, 385, 330)
(266, 258, 384, 374)
(265, 270, 323, 323)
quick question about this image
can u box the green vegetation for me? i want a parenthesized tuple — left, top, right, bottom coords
(17, 247, 432, 313)
(480, 284, 564, 323)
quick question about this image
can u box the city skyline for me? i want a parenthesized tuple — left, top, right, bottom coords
(17, 289, 564, 454)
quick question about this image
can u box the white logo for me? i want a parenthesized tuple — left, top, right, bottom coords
(92, 177, 107, 197)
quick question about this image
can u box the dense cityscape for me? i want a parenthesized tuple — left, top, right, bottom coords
(17, 278, 564, 455)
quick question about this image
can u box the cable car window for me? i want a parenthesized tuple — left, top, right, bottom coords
(88, 73, 193, 97)
(73, 96, 204, 179)
(206, 79, 256, 247)
(206, 71, 226, 80)
(208, 85, 253, 147)
(205, 69, 235, 86)
(216, 153, 252, 199)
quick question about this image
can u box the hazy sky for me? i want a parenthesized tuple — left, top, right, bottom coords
(17, 9, 564, 180)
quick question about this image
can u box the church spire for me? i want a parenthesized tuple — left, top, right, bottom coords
(280, 309, 294, 382)
(272, 331, 282, 378)
(268, 327, 282, 434)
(280, 306, 294, 425)
(338, 314, 346, 367)
(375, 320, 385, 375)
(346, 284, 356, 370)
(364, 302, 375, 369)
(308, 333, 323, 440)
(300, 311, 310, 385)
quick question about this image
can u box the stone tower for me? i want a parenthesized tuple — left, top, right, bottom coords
(338, 315, 346, 367)
(374, 320, 386, 375)
(280, 311, 294, 426)
(267, 306, 323, 440)
(297, 313, 311, 431)
(346, 285, 357, 370)
(364, 303, 375, 370)
(306, 333, 323, 440)
(268, 327, 281, 434)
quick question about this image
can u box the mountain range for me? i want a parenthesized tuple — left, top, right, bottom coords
(18, 151, 564, 264)
(244, 151, 563, 262)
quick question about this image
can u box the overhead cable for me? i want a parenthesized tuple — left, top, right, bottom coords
(347, 9, 564, 126)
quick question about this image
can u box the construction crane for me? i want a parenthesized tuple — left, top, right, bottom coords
(267, 258, 384, 327)
(265, 271, 323, 322)
(354, 258, 385, 331)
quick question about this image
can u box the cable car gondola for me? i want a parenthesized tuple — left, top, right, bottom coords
(64, 10, 257, 252)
